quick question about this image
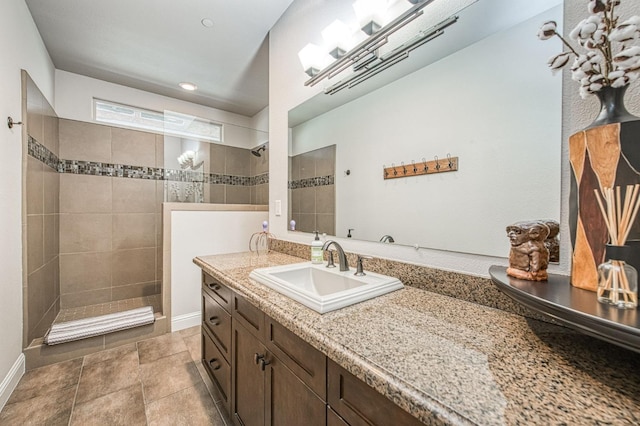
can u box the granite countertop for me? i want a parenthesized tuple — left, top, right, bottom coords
(194, 252, 640, 425)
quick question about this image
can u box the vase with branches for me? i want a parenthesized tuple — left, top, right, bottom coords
(538, 0, 640, 99)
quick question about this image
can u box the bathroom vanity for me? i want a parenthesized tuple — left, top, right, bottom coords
(194, 251, 640, 425)
(200, 263, 419, 425)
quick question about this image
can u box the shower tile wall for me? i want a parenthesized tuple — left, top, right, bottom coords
(24, 103, 268, 343)
(208, 144, 269, 204)
(24, 72, 60, 347)
(58, 119, 164, 309)
(289, 145, 336, 235)
(251, 147, 269, 205)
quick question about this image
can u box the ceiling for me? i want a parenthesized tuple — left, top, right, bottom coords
(25, 0, 295, 117)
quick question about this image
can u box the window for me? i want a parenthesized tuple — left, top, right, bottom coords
(94, 99, 222, 142)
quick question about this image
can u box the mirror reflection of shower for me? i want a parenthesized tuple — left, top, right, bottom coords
(165, 137, 208, 203)
(251, 142, 268, 157)
(177, 150, 204, 170)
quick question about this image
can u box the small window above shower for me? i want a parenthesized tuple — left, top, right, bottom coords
(94, 98, 223, 142)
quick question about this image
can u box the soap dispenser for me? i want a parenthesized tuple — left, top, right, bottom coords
(311, 231, 323, 264)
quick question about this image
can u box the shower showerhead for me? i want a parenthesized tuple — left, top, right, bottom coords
(251, 144, 267, 157)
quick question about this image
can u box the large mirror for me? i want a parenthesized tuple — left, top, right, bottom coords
(288, 0, 563, 258)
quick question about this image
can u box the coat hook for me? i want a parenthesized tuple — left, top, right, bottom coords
(392, 163, 397, 176)
(383, 164, 389, 177)
(411, 160, 417, 173)
(422, 157, 428, 172)
(434, 155, 440, 170)
(447, 153, 453, 169)
(7, 117, 23, 129)
(401, 161, 407, 175)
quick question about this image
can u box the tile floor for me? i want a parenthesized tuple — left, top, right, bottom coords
(0, 325, 231, 426)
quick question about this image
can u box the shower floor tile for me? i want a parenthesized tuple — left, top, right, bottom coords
(54, 295, 162, 324)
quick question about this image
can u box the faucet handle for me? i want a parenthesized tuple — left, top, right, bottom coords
(354, 255, 373, 276)
(326, 250, 336, 268)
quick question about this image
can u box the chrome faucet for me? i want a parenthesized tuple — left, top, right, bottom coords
(379, 235, 395, 243)
(322, 240, 349, 272)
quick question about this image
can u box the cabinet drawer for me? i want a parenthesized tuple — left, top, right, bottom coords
(232, 293, 265, 342)
(327, 360, 423, 426)
(266, 317, 326, 399)
(203, 272, 232, 312)
(202, 327, 231, 411)
(202, 291, 231, 361)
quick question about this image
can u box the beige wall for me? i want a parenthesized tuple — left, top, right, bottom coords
(24, 73, 60, 347)
(56, 119, 269, 310)
(58, 119, 164, 309)
(208, 143, 269, 205)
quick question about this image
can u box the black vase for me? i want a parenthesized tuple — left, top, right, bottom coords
(587, 85, 638, 129)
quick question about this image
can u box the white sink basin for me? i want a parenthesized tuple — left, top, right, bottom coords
(249, 262, 404, 313)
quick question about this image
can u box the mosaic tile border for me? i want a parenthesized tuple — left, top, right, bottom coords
(29, 135, 269, 186)
(288, 175, 334, 190)
(28, 136, 60, 171)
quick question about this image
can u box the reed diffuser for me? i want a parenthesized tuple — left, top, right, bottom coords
(594, 185, 640, 309)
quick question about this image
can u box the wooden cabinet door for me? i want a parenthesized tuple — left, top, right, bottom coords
(327, 360, 423, 426)
(327, 407, 349, 426)
(265, 355, 326, 426)
(232, 319, 266, 426)
(265, 317, 326, 399)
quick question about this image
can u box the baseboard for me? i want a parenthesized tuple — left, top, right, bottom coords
(0, 354, 25, 411)
(171, 311, 201, 332)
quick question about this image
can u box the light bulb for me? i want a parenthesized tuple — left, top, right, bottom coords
(322, 20, 353, 59)
(353, 0, 389, 35)
(298, 43, 332, 77)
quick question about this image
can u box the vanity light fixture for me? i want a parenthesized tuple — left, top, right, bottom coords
(179, 82, 198, 91)
(299, 0, 461, 95)
(298, 43, 332, 77)
(353, 0, 389, 35)
(321, 20, 354, 59)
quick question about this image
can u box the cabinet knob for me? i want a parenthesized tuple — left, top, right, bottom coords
(208, 358, 221, 370)
(209, 316, 220, 326)
(259, 357, 271, 371)
(208, 283, 222, 291)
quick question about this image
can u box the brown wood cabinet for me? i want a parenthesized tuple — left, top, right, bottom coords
(202, 327, 231, 405)
(231, 318, 266, 426)
(230, 293, 326, 426)
(328, 360, 423, 426)
(201, 274, 233, 415)
(200, 271, 424, 426)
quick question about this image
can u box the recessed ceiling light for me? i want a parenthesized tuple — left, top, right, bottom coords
(201, 18, 214, 28)
(179, 82, 198, 91)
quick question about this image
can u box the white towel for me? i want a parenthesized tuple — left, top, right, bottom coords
(44, 306, 155, 345)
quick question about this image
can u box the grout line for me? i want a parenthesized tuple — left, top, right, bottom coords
(134, 344, 150, 426)
(67, 357, 86, 426)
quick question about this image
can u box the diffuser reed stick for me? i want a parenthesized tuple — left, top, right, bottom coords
(594, 185, 640, 307)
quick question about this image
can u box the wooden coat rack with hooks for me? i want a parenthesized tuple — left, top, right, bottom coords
(383, 155, 458, 180)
